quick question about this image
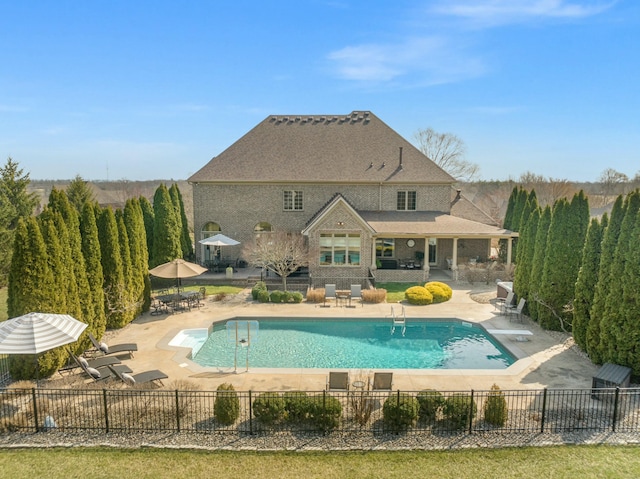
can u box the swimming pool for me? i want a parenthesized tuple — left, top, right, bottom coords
(177, 318, 516, 370)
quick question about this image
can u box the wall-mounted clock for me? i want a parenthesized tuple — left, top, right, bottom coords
(406, 239, 415, 247)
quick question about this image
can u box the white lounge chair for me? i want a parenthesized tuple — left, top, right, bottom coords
(322, 284, 336, 307)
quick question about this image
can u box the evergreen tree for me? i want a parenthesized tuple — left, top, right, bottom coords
(80, 203, 106, 339)
(537, 192, 589, 331)
(151, 183, 182, 267)
(125, 198, 151, 312)
(587, 195, 626, 362)
(139, 196, 155, 265)
(514, 207, 540, 312)
(169, 183, 193, 260)
(38, 212, 70, 316)
(0, 189, 16, 286)
(511, 187, 528, 232)
(97, 207, 127, 329)
(573, 215, 606, 351)
(616, 206, 640, 374)
(66, 174, 96, 213)
(116, 209, 136, 326)
(503, 186, 518, 229)
(599, 191, 640, 364)
(527, 206, 552, 322)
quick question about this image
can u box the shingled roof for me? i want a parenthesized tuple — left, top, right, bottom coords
(189, 111, 455, 184)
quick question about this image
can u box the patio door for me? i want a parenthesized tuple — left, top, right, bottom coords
(428, 238, 437, 265)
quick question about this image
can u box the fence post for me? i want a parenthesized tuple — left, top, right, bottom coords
(248, 390, 253, 435)
(468, 389, 474, 434)
(102, 389, 109, 433)
(31, 388, 39, 433)
(612, 387, 620, 433)
(323, 390, 327, 435)
(540, 388, 547, 433)
(175, 389, 181, 432)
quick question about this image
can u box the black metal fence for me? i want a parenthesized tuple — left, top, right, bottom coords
(2, 386, 639, 436)
(0, 356, 9, 387)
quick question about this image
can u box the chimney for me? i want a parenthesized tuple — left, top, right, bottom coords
(455, 189, 461, 200)
(399, 147, 403, 169)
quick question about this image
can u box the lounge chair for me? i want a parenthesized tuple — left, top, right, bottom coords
(72, 354, 132, 382)
(349, 284, 363, 307)
(108, 365, 168, 387)
(322, 284, 336, 307)
(506, 298, 526, 322)
(371, 372, 393, 391)
(326, 371, 349, 391)
(88, 332, 138, 358)
(495, 291, 515, 314)
(58, 354, 123, 376)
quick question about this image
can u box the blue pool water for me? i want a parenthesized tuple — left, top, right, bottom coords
(184, 318, 516, 370)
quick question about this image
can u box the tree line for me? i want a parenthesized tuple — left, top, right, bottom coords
(1, 158, 192, 379)
(508, 186, 640, 375)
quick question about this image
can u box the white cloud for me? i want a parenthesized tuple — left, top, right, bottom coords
(431, 0, 616, 25)
(327, 36, 485, 85)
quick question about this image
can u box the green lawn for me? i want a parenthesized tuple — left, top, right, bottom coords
(1, 446, 639, 479)
(375, 282, 422, 303)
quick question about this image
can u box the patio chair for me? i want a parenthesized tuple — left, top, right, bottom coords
(322, 284, 336, 307)
(495, 291, 515, 313)
(88, 332, 138, 358)
(326, 371, 349, 391)
(108, 365, 168, 387)
(72, 354, 132, 382)
(506, 298, 526, 322)
(58, 354, 123, 376)
(349, 284, 363, 307)
(370, 372, 393, 391)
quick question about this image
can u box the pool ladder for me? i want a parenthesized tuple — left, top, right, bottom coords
(390, 305, 406, 336)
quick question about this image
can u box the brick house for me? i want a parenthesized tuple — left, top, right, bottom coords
(188, 111, 515, 286)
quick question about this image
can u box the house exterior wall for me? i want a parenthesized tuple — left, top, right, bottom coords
(192, 182, 451, 264)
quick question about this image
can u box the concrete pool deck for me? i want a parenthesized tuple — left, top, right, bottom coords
(96, 283, 599, 393)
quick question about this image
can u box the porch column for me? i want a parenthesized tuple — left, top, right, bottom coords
(452, 238, 459, 282)
(506, 237, 513, 265)
(371, 238, 377, 270)
(422, 236, 430, 273)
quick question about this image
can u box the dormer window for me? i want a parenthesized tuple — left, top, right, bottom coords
(284, 190, 303, 211)
(397, 191, 416, 210)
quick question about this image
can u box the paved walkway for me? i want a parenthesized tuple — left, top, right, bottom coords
(84, 283, 598, 393)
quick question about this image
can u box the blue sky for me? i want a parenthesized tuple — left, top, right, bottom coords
(1, 1, 638, 182)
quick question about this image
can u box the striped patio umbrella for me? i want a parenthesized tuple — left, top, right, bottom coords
(0, 312, 88, 355)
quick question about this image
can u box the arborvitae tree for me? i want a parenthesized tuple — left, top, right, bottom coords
(48, 188, 92, 336)
(0, 190, 16, 287)
(38, 212, 70, 316)
(97, 207, 127, 329)
(6, 217, 63, 379)
(514, 207, 540, 312)
(599, 191, 640, 364)
(80, 202, 106, 339)
(125, 198, 151, 312)
(527, 206, 552, 322)
(66, 175, 96, 213)
(116, 209, 136, 326)
(511, 187, 528, 232)
(503, 186, 518, 230)
(587, 195, 626, 363)
(537, 192, 589, 331)
(151, 183, 182, 267)
(573, 215, 606, 351)
(169, 183, 193, 261)
(139, 196, 155, 265)
(616, 206, 640, 374)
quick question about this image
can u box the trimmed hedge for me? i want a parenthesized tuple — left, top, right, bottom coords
(425, 281, 453, 303)
(214, 383, 240, 425)
(405, 286, 433, 305)
(253, 392, 286, 426)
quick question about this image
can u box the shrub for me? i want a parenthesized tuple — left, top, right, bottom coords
(253, 392, 286, 426)
(305, 288, 324, 303)
(269, 290, 284, 303)
(281, 291, 293, 303)
(444, 393, 476, 430)
(425, 281, 452, 303)
(484, 384, 508, 427)
(291, 292, 304, 303)
(214, 383, 240, 425)
(383, 393, 419, 431)
(251, 281, 267, 300)
(362, 288, 386, 303)
(416, 389, 445, 421)
(405, 286, 433, 305)
(257, 289, 270, 303)
(284, 391, 310, 422)
(308, 394, 342, 431)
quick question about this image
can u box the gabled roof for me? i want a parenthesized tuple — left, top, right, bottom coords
(450, 187, 499, 227)
(359, 211, 515, 238)
(301, 194, 375, 236)
(189, 111, 455, 184)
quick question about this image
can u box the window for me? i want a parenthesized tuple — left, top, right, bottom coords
(397, 191, 416, 210)
(284, 190, 303, 211)
(319, 233, 361, 266)
(376, 238, 395, 258)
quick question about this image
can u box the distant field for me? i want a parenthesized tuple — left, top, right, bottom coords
(1, 446, 640, 479)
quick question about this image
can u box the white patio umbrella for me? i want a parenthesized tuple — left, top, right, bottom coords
(0, 312, 88, 384)
(198, 233, 240, 247)
(148, 258, 208, 293)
